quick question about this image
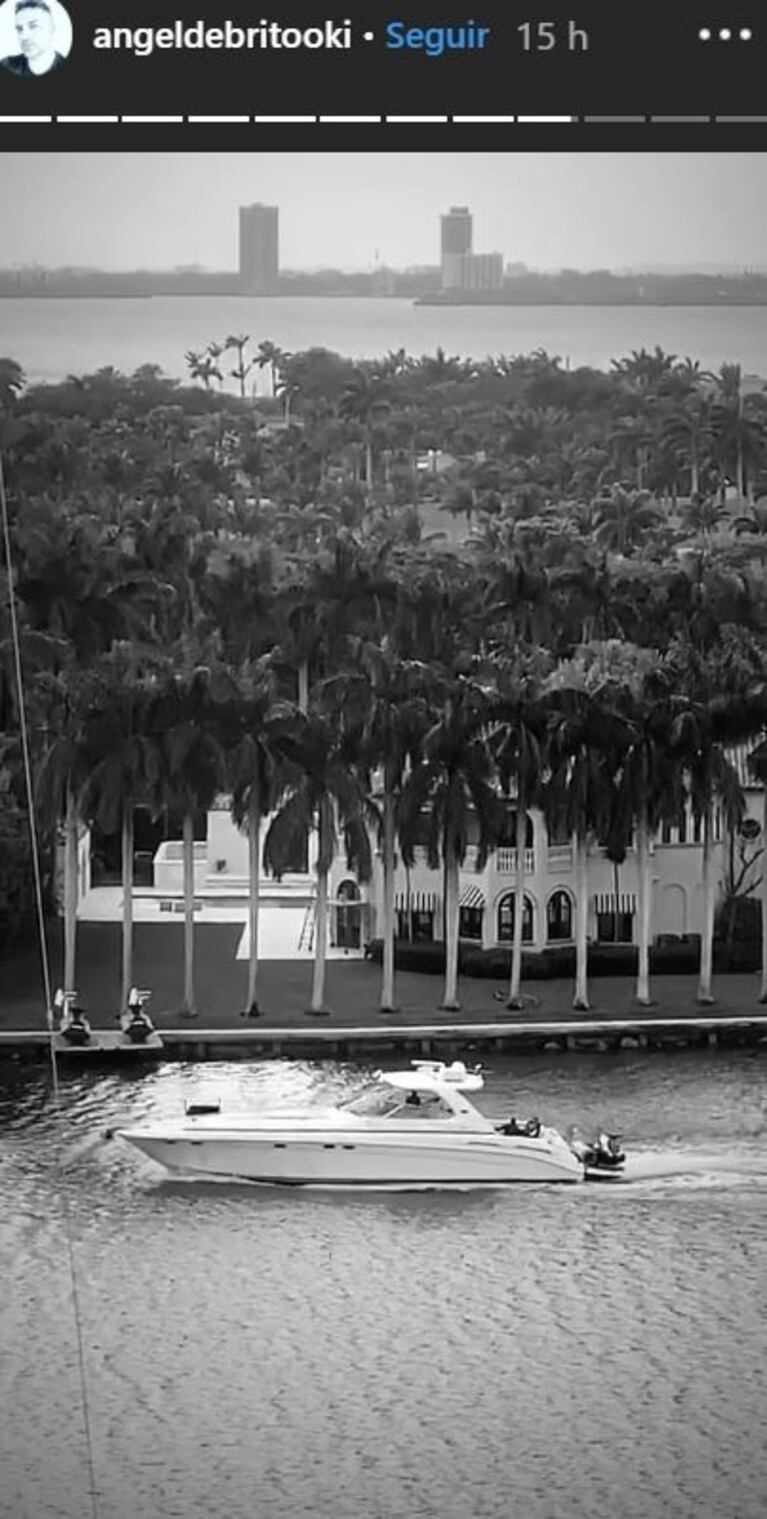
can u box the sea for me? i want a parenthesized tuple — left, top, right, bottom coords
(4, 297, 767, 384)
(1, 1049, 766, 1519)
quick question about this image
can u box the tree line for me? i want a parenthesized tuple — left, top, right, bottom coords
(2, 342, 767, 1018)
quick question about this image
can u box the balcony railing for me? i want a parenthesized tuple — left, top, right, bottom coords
(412, 844, 537, 873)
(495, 848, 535, 874)
(547, 844, 573, 869)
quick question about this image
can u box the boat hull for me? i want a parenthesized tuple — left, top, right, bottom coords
(120, 1128, 583, 1186)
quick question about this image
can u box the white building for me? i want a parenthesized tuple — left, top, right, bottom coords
(73, 749, 763, 961)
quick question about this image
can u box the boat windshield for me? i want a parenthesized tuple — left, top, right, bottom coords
(339, 1085, 405, 1117)
(338, 1084, 454, 1119)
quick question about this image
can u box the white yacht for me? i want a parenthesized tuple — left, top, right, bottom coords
(117, 1061, 607, 1187)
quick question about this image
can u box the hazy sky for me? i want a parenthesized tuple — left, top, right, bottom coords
(1, 153, 766, 271)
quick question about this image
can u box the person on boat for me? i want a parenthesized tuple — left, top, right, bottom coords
(500, 1114, 541, 1137)
(405, 1090, 422, 1106)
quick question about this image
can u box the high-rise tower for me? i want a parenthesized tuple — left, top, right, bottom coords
(239, 203, 279, 293)
(440, 206, 473, 290)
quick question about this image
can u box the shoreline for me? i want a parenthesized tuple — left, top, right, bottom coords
(2, 1014, 766, 1062)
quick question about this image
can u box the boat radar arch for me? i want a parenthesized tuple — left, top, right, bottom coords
(380, 1060, 484, 1093)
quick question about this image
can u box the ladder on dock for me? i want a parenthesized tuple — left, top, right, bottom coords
(297, 903, 315, 953)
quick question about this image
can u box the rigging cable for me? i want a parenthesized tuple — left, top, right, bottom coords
(0, 452, 101, 1519)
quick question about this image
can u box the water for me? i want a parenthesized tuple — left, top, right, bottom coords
(1, 1050, 766, 1519)
(4, 296, 767, 385)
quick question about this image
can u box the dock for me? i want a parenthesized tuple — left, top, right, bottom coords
(0, 1029, 165, 1061)
(0, 1016, 766, 1063)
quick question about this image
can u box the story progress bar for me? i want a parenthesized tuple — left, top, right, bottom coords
(1, 115, 765, 125)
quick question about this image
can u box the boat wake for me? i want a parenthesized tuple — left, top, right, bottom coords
(589, 1145, 767, 1190)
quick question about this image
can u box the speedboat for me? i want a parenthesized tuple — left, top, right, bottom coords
(117, 1060, 593, 1187)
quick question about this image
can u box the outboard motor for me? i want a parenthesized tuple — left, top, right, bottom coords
(594, 1132, 625, 1168)
(570, 1127, 625, 1174)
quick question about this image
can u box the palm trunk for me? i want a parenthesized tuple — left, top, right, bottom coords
(63, 781, 78, 995)
(760, 785, 767, 1001)
(736, 397, 745, 500)
(697, 806, 715, 1004)
(690, 441, 699, 498)
(635, 806, 652, 1005)
(573, 832, 590, 1011)
(507, 798, 526, 1008)
(297, 660, 309, 714)
(380, 789, 397, 1012)
(247, 791, 261, 1014)
(365, 438, 373, 496)
(121, 803, 134, 1009)
(182, 812, 196, 1016)
(309, 865, 329, 1014)
(440, 842, 460, 1011)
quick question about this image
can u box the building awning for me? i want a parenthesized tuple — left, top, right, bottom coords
(595, 893, 637, 914)
(395, 890, 439, 913)
(459, 883, 486, 910)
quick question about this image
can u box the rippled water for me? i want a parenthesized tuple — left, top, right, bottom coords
(7, 296, 767, 384)
(1, 1051, 766, 1519)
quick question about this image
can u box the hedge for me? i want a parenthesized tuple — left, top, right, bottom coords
(364, 936, 762, 978)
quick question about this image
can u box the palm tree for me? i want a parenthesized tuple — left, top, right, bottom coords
(184, 350, 219, 391)
(670, 662, 747, 1004)
(603, 648, 681, 1005)
(660, 387, 714, 500)
(339, 368, 391, 497)
(35, 673, 91, 997)
(205, 343, 226, 391)
(712, 364, 767, 505)
(223, 663, 297, 1016)
(80, 647, 160, 1011)
(0, 357, 24, 413)
(591, 487, 661, 557)
(256, 342, 291, 413)
(747, 736, 767, 1000)
(490, 654, 549, 1009)
(326, 643, 424, 1014)
(399, 673, 504, 1012)
(264, 708, 371, 1015)
(146, 663, 227, 1017)
(543, 657, 626, 1010)
(224, 334, 253, 399)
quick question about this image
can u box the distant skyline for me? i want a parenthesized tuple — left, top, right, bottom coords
(2, 153, 767, 272)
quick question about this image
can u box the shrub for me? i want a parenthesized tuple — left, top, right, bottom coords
(363, 934, 740, 979)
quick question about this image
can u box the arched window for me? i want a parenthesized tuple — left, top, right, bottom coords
(497, 893, 534, 944)
(546, 890, 573, 943)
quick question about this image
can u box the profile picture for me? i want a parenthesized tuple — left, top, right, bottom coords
(0, 0, 72, 76)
